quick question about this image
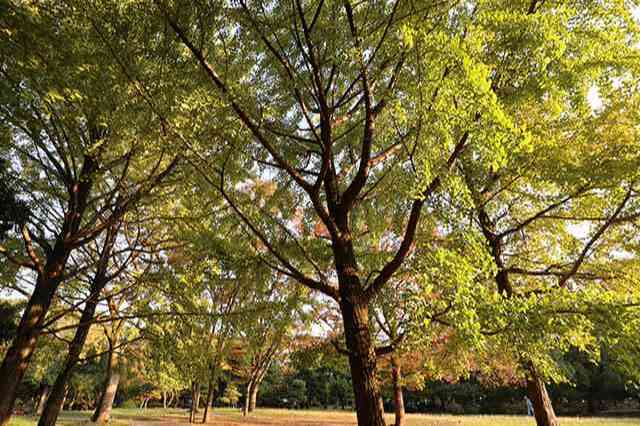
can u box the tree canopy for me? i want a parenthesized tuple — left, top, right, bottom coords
(1, 1, 639, 426)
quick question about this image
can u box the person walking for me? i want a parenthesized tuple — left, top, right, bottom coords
(525, 396, 534, 416)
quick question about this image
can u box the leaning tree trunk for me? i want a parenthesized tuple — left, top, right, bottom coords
(202, 376, 216, 423)
(391, 355, 405, 426)
(60, 387, 68, 412)
(0, 270, 62, 426)
(189, 381, 201, 423)
(526, 363, 558, 426)
(34, 382, 50, 416)
(248, 380, 260, 413)
(91, 348, 120, 423)
(38, 273, 106, 426)
(339, 294, 386, 426)
(0, 157, 95, 426)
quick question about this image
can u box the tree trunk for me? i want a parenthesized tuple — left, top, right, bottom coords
(38, 275, 105, 426)
(0, 273, 60, 426)
(340, 297, 386, 426)
(242, 380, 253, 417)
(34, 382, 50, 416)
(68, 389, 77, 411)
(391, 355, 405, 426)
(526, 364, 558, 426)
(92, 349, 120, 423)
(202, 362, 217, 423)
(0, 157, 95, 426)
(189, 381, 201, 423)
(202, 377, 215, 423)
(60, 387, 68, 412)
(248, 381, 259, 413)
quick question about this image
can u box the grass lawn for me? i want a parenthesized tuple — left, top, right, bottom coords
(9, 408, 640, 425)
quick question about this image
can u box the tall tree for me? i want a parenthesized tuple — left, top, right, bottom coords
(38, 220, 121, 426)
(0, 3, 178, 423)
(134, 1, 638, 424)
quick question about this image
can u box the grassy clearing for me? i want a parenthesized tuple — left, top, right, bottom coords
(9, 408, 640, 425)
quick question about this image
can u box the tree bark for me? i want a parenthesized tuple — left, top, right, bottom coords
(60, 386, 68, 412)
(0, 156, 97, 426)
(67, 389, 76, 411)
(390, 355, 405, 426)
(202, 376, 215, 423)
(34, 382, 50, 416)
(242, 380, 253, 417)
(471, 198, 559, 426)
(526, 363, 558, 426)
(0, 272, 60, 426)
(38, 269, 107, 426)
(189, 381, 201, 423)
(248, 381, 259, 413)
(91, 348, 120, 423)
(340, 296, 385, 426)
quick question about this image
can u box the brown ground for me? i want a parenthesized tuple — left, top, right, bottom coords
(125, 411, 455, 426)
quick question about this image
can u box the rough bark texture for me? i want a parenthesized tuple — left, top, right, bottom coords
(0, 273, 60, 426)
(91, 349, 120, 423)
(391, 355, 405, 426)
(340, 296, 385, 426)
(526, 364, 558, 426)
(330, 227, 386, 426)
(189, 381, 200, 424)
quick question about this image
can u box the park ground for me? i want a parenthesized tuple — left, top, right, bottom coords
(9, 408, 640, 426)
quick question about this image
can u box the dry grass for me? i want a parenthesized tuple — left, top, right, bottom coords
(10, 408, 640, 426)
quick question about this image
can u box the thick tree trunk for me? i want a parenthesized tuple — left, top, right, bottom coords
(0, 273, 60, 426)
(189, 381, 201, 423)
(0, 156, 95, 426)
(340, 297, 385, 426)
(526, 364, 558, 426)
(92, 349, 120, 423)
(34, 382, 50, 416)
(38, 276, 104, 426)
(391, 355, 405, 426)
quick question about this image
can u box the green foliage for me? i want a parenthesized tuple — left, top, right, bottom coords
(0, 300, 21, 345)
(1, 1, 640, 422)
